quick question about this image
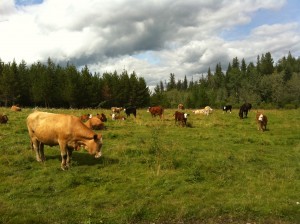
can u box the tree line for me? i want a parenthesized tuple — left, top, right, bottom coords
(1, 52, 299, 109)
(0, 58, 150, 108)
(151, 52, 300, 109)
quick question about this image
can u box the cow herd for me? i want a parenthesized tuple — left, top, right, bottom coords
(0, 103, 268, 170)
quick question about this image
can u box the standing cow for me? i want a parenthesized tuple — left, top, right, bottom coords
(124, 106, 137, 118)
(148, 106, 164, 119)
(27, 111, 103, 170)
(222, 105, 232, 113)
(239, 103, 252, 119)
(178, 104, 184, 110)
(256, 112, 268, 131)
(174, 111, 189, 127)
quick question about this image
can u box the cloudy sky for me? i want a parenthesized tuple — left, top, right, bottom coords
(1, 0, 300, 89)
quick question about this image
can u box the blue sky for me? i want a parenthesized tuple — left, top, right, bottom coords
(15, 0, 43, 6)
(2, 0, 300, 88)
(222, 0, 300, 40)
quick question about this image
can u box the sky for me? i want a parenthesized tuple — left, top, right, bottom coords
(1, 0, 300, 89)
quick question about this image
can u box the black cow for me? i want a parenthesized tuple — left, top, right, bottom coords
(222, 105, 232, 113)
(124, 106, 137, 118)
(239, 103, 252, 119)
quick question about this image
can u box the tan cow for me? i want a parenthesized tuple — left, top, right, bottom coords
(204, 106, 213, 115)
(11, 105, 21, 111)
(27, 111, 103, 170)
(79, 114, 90, 122)
(178, 104, 184, 110)
(84, 116, 105, 130)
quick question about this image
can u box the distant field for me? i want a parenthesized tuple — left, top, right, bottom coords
(0, 107, 299, 224)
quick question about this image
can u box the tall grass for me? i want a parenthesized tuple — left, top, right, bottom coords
(0, 107, 299, 223)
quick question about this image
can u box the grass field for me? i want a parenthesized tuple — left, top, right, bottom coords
(0, 107, 299, 224)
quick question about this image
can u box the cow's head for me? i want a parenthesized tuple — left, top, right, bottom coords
(85, 134, 103, 158)
(258, 114, 264, 121)
(184, 113, 189, 119)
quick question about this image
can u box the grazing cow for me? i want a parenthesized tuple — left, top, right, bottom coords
(27, 111, 103, 170)
(256, 112, 268, 131)
(84, 117, 105, 130)
(222, 105, 232, 113)
(239, 103, 252, 119)
(0, 114, 8, 124)
(178, 104, 184, 110)
(148, 106, 164, 119)
(11, 105, 21, 111)
(174, 111, 189, 127)
(124, 106, 137, 118)
(111, 107, 123, 113)
(96, 113, 107, 122)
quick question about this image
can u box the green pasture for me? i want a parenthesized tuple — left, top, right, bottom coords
(0, 107, 299, 223)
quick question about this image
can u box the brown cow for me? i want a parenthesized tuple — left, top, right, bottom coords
(96, 113, 107, 122)
(147, 106, 164, 119)
(256, 111, 268, 131)
(178, 104, 184, 110)
(111, 107, 123, 113)
(84, 116, 105, 130)
(27, 111, 103, 170)
(0, 114, 8, 124)
(80, 114, 91, 122)
(174, 111, 189, 127)
(11, 105, 21, 111)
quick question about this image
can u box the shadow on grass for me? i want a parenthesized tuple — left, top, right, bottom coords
(45, 152, 119, 167)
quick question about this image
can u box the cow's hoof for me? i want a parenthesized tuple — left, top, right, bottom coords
(61, 165, 69, 171)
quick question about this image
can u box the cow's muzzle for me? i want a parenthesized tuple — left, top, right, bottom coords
(95, 151, 102, 158)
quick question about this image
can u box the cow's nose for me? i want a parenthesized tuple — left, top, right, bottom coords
(95, 151, 102, 158)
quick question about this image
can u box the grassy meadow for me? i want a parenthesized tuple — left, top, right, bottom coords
(0, 107, 299, 224)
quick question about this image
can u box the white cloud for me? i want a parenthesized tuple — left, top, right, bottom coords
(0, 0, 299, 89)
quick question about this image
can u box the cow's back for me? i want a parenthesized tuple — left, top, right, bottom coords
(27, 111, 92, 145)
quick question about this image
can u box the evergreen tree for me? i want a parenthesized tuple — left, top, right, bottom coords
(183, 75, 188, 90)
(167, 73, 176, 90)
(260, 52, 274, 75)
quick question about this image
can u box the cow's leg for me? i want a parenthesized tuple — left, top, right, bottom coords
(59, 142, 68, 170)
(66, 147, 73, 167)
(39, 143, 46, 162)
(31, 139, 42, 162)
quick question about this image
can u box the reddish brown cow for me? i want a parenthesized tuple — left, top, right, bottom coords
(174, 111, 189, 127)
(0, 114, 8, 124)
(84, 116, 105, 130)
(11, 105, 21, 111)
(256, 111, 268, 131)
(27, 111, 103, 170)
(147, 106, 164, 119)
(96, 113, 107, 122)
